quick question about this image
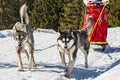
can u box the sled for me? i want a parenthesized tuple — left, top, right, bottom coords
(82, 1, 110, 51)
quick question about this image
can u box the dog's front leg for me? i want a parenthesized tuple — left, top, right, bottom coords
(58, 47, 66, 66)
(17, 53, 24, 71)
(31, 45, 36, 67)
(28, 47, 35, 70)
(28, 54, 33, 70)
(60, 51, 66, 66)
(32, 47, 36, 67)
(25, 50, 29, 60)
(64, 47, 76, 77)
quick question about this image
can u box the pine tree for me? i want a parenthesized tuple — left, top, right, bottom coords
(0, 0, 26, 29)
(30, 0, 63, 31)
(59, 0, 83, 30)
(0, 0, 120, 30)
(109, 0, 120, 27)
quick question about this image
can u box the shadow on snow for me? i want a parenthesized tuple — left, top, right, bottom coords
(32, 60, 120, 80)
(0, 62, 18, 69)
(0, 59, 119, 80)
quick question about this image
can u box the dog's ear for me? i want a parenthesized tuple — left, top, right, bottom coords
(14, 25, 21, 33)
(15, 26, 17, 31)
(70, 28, 72, 33)
(70, 28, 73, 35)
(58, 28, 62, 34)
(14, 22, 20, 32)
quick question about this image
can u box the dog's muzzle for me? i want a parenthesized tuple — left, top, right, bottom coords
(64, 43, 68, 49)
(64, 45, 67, 49)
(64, 44, 70, 55)
(18, 42, 22, 47)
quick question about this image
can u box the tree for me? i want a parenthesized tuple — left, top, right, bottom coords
(30, 0, 63, 31)
(59, 0, 83, 30)
(0, 0, 120, 30)
(0, 0, 26, 29)
(109, 0, 120, 27)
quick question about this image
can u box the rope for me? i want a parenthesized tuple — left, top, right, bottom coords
(35, 44, 57, 52)
(88, 2, 107, 41)
(21, 44, 57, 59)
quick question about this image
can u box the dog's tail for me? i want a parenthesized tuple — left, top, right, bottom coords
(83, 16, 94, 34)
(20, 2, 29, 24)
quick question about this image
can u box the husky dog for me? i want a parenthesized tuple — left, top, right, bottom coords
(12, 2, 35, 71)
(57, 17, 94, 77)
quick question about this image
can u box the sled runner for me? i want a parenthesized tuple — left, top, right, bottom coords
(82, 0, 110, 51)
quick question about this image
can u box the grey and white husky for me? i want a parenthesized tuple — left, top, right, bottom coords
(57, 17, 94, 77)
(12, 2, 35, 71)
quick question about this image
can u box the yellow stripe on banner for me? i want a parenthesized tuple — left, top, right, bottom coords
(88, 2, 107, 41)
(90, 42, 107, 45)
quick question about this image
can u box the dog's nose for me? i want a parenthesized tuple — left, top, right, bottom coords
(64, 46, 67, 49)
(18, 44, 21, 47)
(18, 42, 22, 47)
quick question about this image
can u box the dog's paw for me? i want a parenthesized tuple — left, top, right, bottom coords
(62, 63, 66, 67)
(85, 64, 88, 68)
(28, 66, 34, 70)
(28, 63, 34, 70)
(64, 73, 69, 77)
(17, 69, 24, 72)
(28, 67, 32, 70)
(33, 63, 36, 67)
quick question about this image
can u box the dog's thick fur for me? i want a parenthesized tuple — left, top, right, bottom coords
(57, 17, 94, 77)
(12, 3, 35, 71)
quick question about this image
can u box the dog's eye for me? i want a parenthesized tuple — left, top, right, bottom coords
(15, 36, 19, 40)
(21, 36, 25, 40)
(66, 38, 69, 42)
(15, 38, 18, 40)
(62, 38, 65, 42)
(21, 38, 24, 40)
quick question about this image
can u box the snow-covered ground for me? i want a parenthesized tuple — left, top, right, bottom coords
(0, 27, 120, 80)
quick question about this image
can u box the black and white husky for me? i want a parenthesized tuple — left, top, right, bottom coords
(57, 17, 94, 77)
(12, 2, 35, 71)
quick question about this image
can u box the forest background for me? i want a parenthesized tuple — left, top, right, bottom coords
(0, 0, 120, 30)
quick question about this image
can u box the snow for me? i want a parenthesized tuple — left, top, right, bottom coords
(0, 27, 120, 80)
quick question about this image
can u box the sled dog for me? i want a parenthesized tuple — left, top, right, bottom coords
(12, 2, 35, 71)
(57, 17, 94, 77)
